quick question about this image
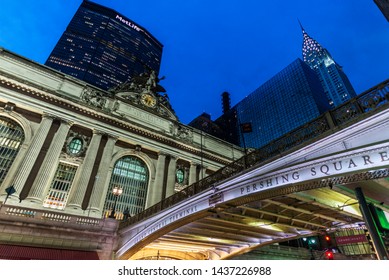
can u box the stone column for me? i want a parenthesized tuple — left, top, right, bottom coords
(87, 135, 117, 217)
(189, 162, 198, 185)
(26, 119, 72, 203)
(147, 153, 166, 207)
(67, 130, 103, 210)
(165, 156, 177, 198)
(10, 114, 54, 195)
(200, 165, 207, 180)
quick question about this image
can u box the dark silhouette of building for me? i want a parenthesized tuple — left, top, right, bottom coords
(198, 59, 330, 149)
(45, 0, 163, 91)
(222, 91, 231, 114)
(374, 0, 389, 21)
(188, 112, 225, 137)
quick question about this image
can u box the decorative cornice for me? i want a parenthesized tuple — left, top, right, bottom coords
(0, 77, 230, 165)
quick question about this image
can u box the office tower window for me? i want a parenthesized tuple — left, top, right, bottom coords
(45, 1, 163, 91)
(0, 117, 25, 184)
(214, 59, 330, 149)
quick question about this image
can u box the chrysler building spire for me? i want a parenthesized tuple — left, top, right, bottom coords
(299, 22, 357, 107)
(300, 21, 328, 68)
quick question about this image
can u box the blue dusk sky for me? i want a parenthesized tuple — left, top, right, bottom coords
(1, 0, 388, 124)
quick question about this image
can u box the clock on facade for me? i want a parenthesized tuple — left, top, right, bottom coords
(140, 93, 157, 108)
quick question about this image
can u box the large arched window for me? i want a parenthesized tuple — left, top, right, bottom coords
(104, 156, 149, 219)
(0, 116, 25, 185)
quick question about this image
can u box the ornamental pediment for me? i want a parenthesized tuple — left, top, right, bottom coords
(108, 70, 178, 122)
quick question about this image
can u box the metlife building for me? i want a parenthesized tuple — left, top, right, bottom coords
(45, 0, 163, 91)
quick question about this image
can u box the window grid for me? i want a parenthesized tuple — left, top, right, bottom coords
(43, 162, 78, 210)
(68, 138, 83, 155)
(104, 156, 149, 219)
(176, 169, 184, 184)
(0, 117, 25, 184)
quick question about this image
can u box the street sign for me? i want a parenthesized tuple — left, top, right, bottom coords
(4, 185, 16, 204)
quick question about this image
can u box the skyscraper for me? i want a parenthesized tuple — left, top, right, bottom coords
(300, 23, 357, 108)
(45, 0, 163, 91)
(213, 59, 330, 149)
(374, 0, 389, 21)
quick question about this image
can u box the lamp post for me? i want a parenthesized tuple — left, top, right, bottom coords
(109, 186, 123, 219)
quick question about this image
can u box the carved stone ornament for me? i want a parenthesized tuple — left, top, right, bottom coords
(109, 70, 166, 95)
(81, 87, 107, 109)
(109, 71, 179, 121)
(63, 131, 91, 158)
(172, 124, 194, 143)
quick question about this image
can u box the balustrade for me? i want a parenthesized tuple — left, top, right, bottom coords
(0, 204, 102, 227)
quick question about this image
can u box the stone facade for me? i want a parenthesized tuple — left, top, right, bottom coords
(0, 48, 244, 258)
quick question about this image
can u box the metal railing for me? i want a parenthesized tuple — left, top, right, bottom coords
(120, 79, 389, 229)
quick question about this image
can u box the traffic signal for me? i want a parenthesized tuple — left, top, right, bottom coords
(320, 234, 333, 249)
(325, 250, 334, 260)
(305, 236, 319, 249)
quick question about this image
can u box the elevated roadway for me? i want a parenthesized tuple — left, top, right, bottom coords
(116, 80, 389, 260)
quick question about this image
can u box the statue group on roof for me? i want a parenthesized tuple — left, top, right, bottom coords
(110, 70, 166, 94)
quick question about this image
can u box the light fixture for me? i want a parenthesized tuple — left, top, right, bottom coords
(109, 186, 123, 219)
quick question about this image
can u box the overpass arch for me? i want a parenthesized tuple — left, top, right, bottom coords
(115, 91, 389, 259)
(116, 141, 389, 259)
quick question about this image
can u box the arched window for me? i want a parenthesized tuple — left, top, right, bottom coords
(0, 116, 25, 184)
(104, 156, 149, 219)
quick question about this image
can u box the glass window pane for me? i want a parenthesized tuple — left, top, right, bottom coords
(103, 156, 149, 219)
(68, 137, 83, 155)
(0, 117, 25, 184)
(176, 169, 184, 183)
(43, 162, 78, 210)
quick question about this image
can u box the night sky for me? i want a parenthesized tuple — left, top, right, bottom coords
(1, 0, 388, 124)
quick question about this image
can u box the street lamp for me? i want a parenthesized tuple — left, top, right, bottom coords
(109, 186, 123, 219)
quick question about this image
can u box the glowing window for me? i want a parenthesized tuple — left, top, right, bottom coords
(104, 156, 149, 219)
(43, 162, 78, 210)
(176, 169, 184, 184)
(0, 117, 25, 184)
(67, 137, 83, 155)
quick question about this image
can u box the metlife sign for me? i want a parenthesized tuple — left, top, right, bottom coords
(115, 15, 143, 32)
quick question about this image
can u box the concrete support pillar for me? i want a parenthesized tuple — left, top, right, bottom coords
(165, 156, 177, 198)
(68, 130, 102, 210)
(147, 153, 166, 207)
(200, 165, 207, 180)
(88, 135, 117, 217)
(10, 114, 54, 196)
(27, 119, 72, 202)
(189, 162, 198, 185)
(324, 111, 336, 129)
(355, 187, 388, 260)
